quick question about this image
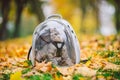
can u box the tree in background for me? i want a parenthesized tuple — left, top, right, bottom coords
(79, 0, 100, 33)
(14, 0, 27, 37)
(79, 0, 120, 33)
(0, 0, 45, 40)
(0, 0, 11, 40)
(28, 0, 45, 22)
(0, 0, 120, 40)
(107, 0, 120, 32)
(114, 0, 120, 32)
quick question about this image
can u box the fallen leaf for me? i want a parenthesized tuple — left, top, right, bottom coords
(10, 71, 24, 80)
(75, 66, 97, 77)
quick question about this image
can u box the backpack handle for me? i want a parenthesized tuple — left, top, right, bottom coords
(47, 14, 62, 20)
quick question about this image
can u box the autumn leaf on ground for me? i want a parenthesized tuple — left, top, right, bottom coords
(10, 71, 24, 80)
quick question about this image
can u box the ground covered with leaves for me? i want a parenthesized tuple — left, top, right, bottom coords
(0, 35, 120, 80)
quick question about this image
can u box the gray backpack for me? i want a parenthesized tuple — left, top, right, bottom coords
(28, 14, 80, 66)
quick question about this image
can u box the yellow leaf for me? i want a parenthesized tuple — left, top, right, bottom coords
(23, 61, 29, 67)
(79, 77, 86, 80)
(97, 75, 105, 79)
(85, 61, 91, 66)
(54, 74, 64, 80)
(107, 76, 112, 80)
(10, 71, 24, 80)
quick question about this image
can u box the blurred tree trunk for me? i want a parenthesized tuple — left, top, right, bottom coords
(14, 0, 44, 37)
(29, 0, 45, 22)
(114, 0, 120, 32)
(79, 0, 99, 33)
(79, 0, 87, 33)
(13, 0, 27, 37)
(0, 0, 11, 40)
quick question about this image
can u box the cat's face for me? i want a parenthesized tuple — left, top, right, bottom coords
(35, 26, 67, 64)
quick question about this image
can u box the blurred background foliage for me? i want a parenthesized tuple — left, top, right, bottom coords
(0, 0, 120, 40)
